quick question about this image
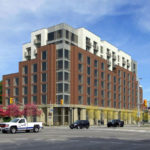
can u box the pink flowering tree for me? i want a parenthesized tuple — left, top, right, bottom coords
(23, 104, 41, 117)
(5, 104, 22, 117)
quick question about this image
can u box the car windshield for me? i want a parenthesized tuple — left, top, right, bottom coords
(10, 118, 19, 123)
(74, 120, 80, 124)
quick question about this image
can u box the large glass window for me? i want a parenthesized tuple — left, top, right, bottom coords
(94, 89, 98, 96)
(42, 62, 47, 71)
(78, 53, 83, 62)
(23, 76, 28, 85)
(32, 96, 37, 104)
(78, 74, 83, 83)
(24, 97, 28, 105)
(87, 87, 90, 95)
(42, 73, 47, 82)
(78, 96, 83, 104)
(33, 64, 37, 73)
(64, 61, 69, 70)
(94, 69, 98, 77)
(57, 72, 63, 81)
(33, 74, 37, 83)
(94, 60, 98, 67)
(57, 49, 63, 59)
(65, 72, 69, 81)
(78, 64, 83, 72)
(57, 60, 63, 70)
(14, 77, 19, 86)
(87, 77, 90, 85)
(94, 79, 98, 87)
(87, 57, 90, 65)
(64, 84, 69, 93)
(42, 95, 47, 104)
(94, 98, 98, 105)
(23, 87, 28, 95)
(32, 85, 37, 94)
(101, 72, 105, 80)
(23, 66, 28, 74)
(42, 84, 47, 93)
(65, 49, 69, 59)
(78, 85, 83, 94)
(48, 32, 54, 41)
(87, 67, 90, 75)
(57, 83, 63, 93)
(42, 51, 47, 60)
(101, 62, 105, 70)
(87, 97, 91, 105)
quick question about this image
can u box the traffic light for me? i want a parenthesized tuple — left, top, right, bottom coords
(60, 99, 63, 105)
(143, 99, 147, 107)
(10, 98, 14, 104)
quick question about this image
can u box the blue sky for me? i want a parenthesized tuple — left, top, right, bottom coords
(0, 0, 150, 101)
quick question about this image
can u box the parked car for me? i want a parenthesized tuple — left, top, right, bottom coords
(70, 120, 90, 129)
(107, 119, 124, 127)
(0, 118, 43, 134)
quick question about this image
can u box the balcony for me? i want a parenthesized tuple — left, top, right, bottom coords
(34, 39, 41, 45)
(127, 62, 130, 68)
(24, 51, 31, 60)
(107, 60, 111, 66)
(107, 51, 111, 58)
(122, 60, 126, 66)
(112, 54, 116, 60)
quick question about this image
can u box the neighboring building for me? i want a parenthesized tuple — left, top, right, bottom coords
(2, 23, 143, 125)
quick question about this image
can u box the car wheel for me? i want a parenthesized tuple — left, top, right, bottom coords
(70, 127, 73, 129)
(33, 126, 39, 133)
(80, 126, 82, 129)
(86, 126, 89, 129)
(10, 127, 16, 134)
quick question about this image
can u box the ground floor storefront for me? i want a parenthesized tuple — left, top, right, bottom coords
(35, 105, 143, 126)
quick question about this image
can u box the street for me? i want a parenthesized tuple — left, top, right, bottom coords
(0, 126, 150, 150)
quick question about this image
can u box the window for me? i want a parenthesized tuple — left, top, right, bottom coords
(57, 30, 62, 39)
(94, 89, 98, 96)
(64, 84, 69, 93)
(78, 53, 83, 62)
(32, 96, 37, 104)
(100, 46, 103, 53)
(57, 49, 63, 59)
(23, 76, 28, 85)
(15, 88, 19, 96)
(57, 60, 63, 70)
(65, 49, 69, 59)
(94, 60, 98, 67)
(78, 85, 83, 94)
(94, 98, 98, 105)
(114, 76, 116, 83)
(42, 95, 47, 104)
(42, 51, 47, 60)
(24, 97, 28, 104)
(42, 62, 47, 71)
(78, 74, 83, 83)
(32, 85, 37, 94)
(33, 64, 37, 73)
(23, 87, 28, 95)
(57, 72, 63, 81)
(66, 30, 69, 39)
(102, 99, 104, 107)
(107, 74, 111, 82)
(101, 90, 105, 98)
(33, 74, 37, 83)
(114, 85, 116, 91)
(101, 81, 104, 88)
(87, 67, 90, 75)
(87, 97, 91, 105)
(87, 77, 90, 85)
(87, 87, 90, 95)
(94, 79, 98, 87)
(23, 66, 28, 74)
(78, 96, 83, 104)
(87, 57, 90, 65)
(71, 33, 75, 41)
(64, 95, 69, 104)
(78, 64, 83, 72)
(65, 72, 69, 81)
(101, 72, 105, 80)
(64, 61, 69, 70)
(42, 73, 47, 82)
(48, 32, 54, 41)
(94, 69, 98, 77)
(57, 83, 63, 93)
(101, 63, 105, 70)
(14, 78, 19, 86)
(42, 84, 47, 93)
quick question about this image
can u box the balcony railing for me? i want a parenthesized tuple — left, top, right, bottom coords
(112, 54, 116, 60)
(107, 52, 111, 58)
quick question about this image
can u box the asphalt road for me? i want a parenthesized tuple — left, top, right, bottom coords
(0, 126, 150, 150)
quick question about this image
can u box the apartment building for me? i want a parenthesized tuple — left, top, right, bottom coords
(2, 23, 143, 125)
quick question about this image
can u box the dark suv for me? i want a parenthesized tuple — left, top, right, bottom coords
(70, 120, 90, 129)
(107, 119, 124, 127)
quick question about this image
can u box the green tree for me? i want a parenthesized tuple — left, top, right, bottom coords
(0, 81, 2, 104)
